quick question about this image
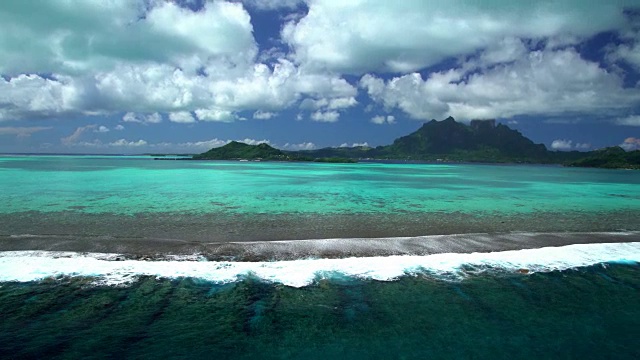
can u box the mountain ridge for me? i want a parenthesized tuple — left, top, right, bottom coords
(193, 117, 639, 168)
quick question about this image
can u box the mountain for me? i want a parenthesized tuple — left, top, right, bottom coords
(304, 117, 551, 163)
(379, 117, 549, 162)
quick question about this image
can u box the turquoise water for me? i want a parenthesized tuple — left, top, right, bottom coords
(2, 155, 640, 244)
(2, 155, 640, 358)
(1, 155, 639, 215)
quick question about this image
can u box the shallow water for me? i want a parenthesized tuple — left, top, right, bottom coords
(1, 156, 640, 215)
(1, 156, 640, 246)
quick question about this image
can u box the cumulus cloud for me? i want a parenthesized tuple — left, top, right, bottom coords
(340, 142, 370, 148)
(90, 59, 356, 122)
(239, 138, 270, 145)
(110, 139, 147, 147)
(0, 74, 80, 121)
(253, 110, 276, 120)
(551, 139, 573, 151)
(122, 112, 162, 124)
(0, 1, 356, 122)
(371, 115, 396, 125)
(168, 112, 196, 124)
(195, 109, 237, 122)
(282, 0, 631, 73)
(95, 126, 109, 133)
(0, 1, 257, 76)
(283, 142, 316, 150)
(114, 125, 125, 131)
(0, 126, 52, 138)
(620, 137, 640, 151)
(310, 110, 340, 122)
(361, 48, 640, 121)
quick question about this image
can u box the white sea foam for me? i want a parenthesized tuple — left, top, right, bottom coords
(1, 242, 639, 287)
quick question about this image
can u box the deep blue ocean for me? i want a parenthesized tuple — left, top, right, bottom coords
(1, 264, 639, 359)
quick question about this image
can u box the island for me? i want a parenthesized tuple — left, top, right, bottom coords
(192, 141, 355, 163)
(566, 146, 640, 169)
(189, 117, 639, 169)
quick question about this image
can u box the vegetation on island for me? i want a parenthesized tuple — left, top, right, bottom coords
(193, 142, 286, 160)
(192, 117, 638, 169)
(302, 117, 552, 163)
(566, 146, 640, 169)
(192, 141, 355, 163)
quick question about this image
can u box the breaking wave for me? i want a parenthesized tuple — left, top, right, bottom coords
(1, 241, 639, 287)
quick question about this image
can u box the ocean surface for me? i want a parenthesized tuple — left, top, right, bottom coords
(1, 155, 640, 359)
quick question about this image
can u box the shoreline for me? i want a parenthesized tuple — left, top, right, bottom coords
(2, 231, 639, 261)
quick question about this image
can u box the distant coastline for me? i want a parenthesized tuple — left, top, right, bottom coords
(185, 117, 640, 169)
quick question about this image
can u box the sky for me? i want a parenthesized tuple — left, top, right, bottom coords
(2, 0, 640, 154)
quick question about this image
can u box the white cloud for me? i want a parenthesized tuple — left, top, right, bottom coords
(551, 139, 573, 151)
(253, 110, 276, 120)
(621, 137, 640, 151)
(0, 1, 257, 76)
(0, 74, 80, 121)
(616, 115, 640, 126)
(282, 0, 631, 73)
(283, 142, 316, 150)
(340, 142, 370, 148)
(238, 138, 270, 146)
(95, 126, 109, 133)
(91, 59, 356, 121)
(310, 110, 340, 122)
(168, 111, 196, 124)
(110, 139, 147, 147)
(575, 143, 591, 150)
(122, 112, 162, 124)
(0, 126, 52, 138)
(361, 48, 640, 121)
(300, 97, 358, 110)
(195, 109, 237, 122)
(0, 1, 364, 123)
(371, 115, 396, 125)
(326, 97, 357, 110)
(114, 124, 125, 131)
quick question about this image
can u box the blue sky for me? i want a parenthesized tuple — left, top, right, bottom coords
(2, 0, 640, 153)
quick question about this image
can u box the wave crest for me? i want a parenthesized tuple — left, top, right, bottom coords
(1, 242, 639, 287)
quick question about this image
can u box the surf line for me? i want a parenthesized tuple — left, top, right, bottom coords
(0, 242, 639, 287)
